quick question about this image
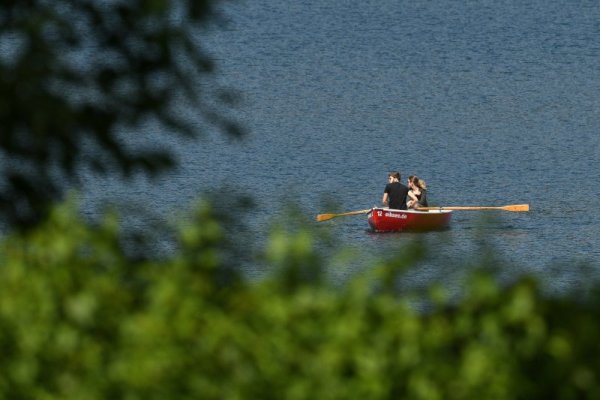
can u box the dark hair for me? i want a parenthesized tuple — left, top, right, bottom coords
(388, 171, 401, 180)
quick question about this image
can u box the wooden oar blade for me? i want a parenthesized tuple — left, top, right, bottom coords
(316, 213, 336, 222)
(502, 204, 530, 212)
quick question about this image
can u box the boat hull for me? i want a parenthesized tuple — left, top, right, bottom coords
(368, 208, 452, 232)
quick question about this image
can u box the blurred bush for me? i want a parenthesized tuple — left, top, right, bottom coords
(0, 200, 599, 399)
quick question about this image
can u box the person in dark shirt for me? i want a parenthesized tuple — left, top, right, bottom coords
(382, 171, 409, 210)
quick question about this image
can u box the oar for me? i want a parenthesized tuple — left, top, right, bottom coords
(417, 204, 529, 212)
(316, 208, 371, 222)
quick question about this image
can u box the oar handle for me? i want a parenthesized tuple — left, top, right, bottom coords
(316, 208, 372, 222)
(337, 208, 372, 217)
(417, 204, 529, 212)
(419, 206, 501, 211)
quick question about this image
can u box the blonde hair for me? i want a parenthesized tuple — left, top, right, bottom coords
(409, 176, 426, 190)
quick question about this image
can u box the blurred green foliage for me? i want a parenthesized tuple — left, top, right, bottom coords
(1, 200, 599, 399)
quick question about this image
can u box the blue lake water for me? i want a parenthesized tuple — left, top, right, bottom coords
(81, 0, 600, 292)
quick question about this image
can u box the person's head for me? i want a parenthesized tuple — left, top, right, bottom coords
(409, 176, 424, 189)
(407, 175, 415, 187)
(388, 171, 400, 182)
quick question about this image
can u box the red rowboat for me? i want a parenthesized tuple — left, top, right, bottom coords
(368, 207, 452, 232)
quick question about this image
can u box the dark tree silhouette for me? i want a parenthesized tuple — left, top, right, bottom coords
(0, 0, 243, 228)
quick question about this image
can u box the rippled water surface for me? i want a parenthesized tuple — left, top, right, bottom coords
(82, 0, 600, 291)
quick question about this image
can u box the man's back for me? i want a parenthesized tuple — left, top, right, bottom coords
(385, 182, 409, 210)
